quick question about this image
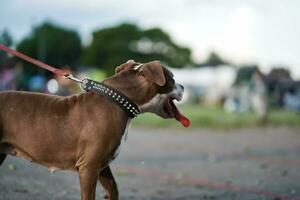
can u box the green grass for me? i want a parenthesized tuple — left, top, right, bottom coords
(132, 105, 300, 129)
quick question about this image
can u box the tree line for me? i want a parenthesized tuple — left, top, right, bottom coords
(0, 22, 227, 76)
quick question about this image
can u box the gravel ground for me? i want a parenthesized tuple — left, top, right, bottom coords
(0, 127, 300, 200)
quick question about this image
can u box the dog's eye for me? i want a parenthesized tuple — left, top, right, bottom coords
(157, 79, 174, 94)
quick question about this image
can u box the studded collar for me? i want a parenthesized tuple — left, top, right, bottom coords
(80, 79, 140, 118)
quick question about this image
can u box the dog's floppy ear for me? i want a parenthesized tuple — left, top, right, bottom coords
(115, 59, 136, 74)
(139, 61, 166, 86)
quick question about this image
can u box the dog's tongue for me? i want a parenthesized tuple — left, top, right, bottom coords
(174, 109, 190, 128)
(170, 100, 191, 128)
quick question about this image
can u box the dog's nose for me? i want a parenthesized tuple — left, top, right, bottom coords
(179, 84, 184, 91)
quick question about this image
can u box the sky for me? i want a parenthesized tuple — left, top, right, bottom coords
(1, 0, 300, 78)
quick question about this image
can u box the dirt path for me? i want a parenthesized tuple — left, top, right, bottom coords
(0, 127, 300, 200)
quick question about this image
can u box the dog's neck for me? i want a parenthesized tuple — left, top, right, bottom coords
(102, 73, 158, 107)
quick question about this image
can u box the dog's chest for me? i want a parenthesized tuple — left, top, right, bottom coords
(107, 119, 131, 165)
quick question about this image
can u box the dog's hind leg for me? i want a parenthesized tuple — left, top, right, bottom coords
(0, 154, 6, 166)
(99, 165, 119, 200)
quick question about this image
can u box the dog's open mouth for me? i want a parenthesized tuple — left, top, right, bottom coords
(164, 96, 190, 127)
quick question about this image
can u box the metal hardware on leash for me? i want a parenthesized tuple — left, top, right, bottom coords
(64, 74, 83, 83)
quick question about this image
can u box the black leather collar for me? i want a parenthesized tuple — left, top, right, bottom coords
(80, 79, 140, 118)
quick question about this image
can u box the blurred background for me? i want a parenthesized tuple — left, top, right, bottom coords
(0, 0, 299, 128)
(0, 1, 300, 199)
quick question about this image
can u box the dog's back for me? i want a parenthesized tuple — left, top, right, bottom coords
(0, 91, 65, 138)
(0, 91, 80, 168)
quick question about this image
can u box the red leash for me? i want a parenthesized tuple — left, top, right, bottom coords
(0, 44, 67, 77)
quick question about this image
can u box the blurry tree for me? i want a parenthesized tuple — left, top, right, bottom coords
(268, 67, 292, 81)
(266, 67, 294, 107)
(16, 22, 82, 76)
(198, 51, 227, 67)
(0, 29, 13, 63)
(82, 23, 193, 75)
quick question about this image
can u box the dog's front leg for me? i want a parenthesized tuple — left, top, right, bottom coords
(99, 165, 119, 200)
(78, 166, 98, 200)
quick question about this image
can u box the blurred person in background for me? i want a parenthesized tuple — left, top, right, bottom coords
(250, 69, 268, 123)
(0, 66, 16, 90)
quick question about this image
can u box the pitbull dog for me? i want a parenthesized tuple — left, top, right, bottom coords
(0, 60, 184, 200)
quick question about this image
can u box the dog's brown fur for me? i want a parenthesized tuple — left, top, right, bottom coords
(0, 60, 175, 200)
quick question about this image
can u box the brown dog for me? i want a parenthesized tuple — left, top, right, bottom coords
(0, 60, 184, 200)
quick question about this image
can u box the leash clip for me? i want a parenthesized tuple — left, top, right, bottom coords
(64, 74, 83, 83)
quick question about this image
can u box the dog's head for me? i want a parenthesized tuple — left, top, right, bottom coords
(108, 60, 189, 126)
